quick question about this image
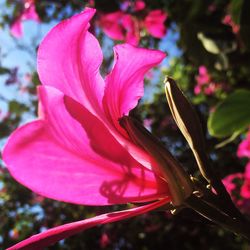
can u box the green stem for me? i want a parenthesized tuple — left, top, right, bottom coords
(185, 195, 250, 240)
(194, 149, 245, 221)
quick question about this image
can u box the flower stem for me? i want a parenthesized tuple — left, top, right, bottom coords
(193, 150, 245, 221)
(185, 195, 250, 240)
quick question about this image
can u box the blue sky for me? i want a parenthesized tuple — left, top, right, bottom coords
(0, 3, 57, 116)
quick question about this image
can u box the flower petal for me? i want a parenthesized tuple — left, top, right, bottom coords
(3, 86, 168, 205)
(99, 11, 125, 40)
(10, 18, 23, 38)
(122, 14, 140, 46)
(237, 133, 250, 158)
(7, 198, 169, 250)
(37, 8, 105, 115)
(22, 4, 40, 22)
(144, 10, 167, 38)
(134, 0, 146, 11)
(103, 44, 165, 132)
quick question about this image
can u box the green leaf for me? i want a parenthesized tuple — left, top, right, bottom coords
(0, 67, 10, 75)
(208, 89, 250, 138)
(9, 101, 29, 115)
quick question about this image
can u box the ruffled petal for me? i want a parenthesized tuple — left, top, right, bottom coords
(7, 198, 169, 250)
(103, 44, 165, 132)
(3, 86, 169, 205)
(37, 8, 105, 115)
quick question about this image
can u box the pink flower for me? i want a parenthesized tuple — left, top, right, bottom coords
(222, 172, 244, 207)
(194, 66, 221, 95)
(100, 233, 110, 248)
(196, 66, 211, 85)
(241, 180, 250, 199)
(121, 14, 140, 45)
(3, 8, 170, 249)
(134, 0, 146, 11)
(10, 0, 40, 38)
(241, 162, 250, 199)
(223, 172, 244, 195)
(99, 11, 140, 45)
(222, 164, 250, 213)
(144, 10, 167, 39)
(222, 14, 240, 34)
(98, 11, 125, 41)
(99, 5, 167, 45)
(237, 130, 250, 158)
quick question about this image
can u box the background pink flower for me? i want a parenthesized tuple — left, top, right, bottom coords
(194, 65, 221, 95)
(222, 14, 240, 34)
(237, 130, 250, 158)
(222, 164, 250, 212)
(10, 0, 40, 38)
(144, 10, 167, 39)
(98, 11, 125, 41)
(134, 0, 146, 11)
(223, 172, 244, 195)
(99, 1, 167, 45)
(100, 232, 110, 248)
(241, 162, 250, 199)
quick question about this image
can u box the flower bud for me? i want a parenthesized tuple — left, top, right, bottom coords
(165, 77, 210, 183)
(120, 116, 193, 206)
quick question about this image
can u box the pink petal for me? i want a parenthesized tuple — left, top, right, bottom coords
(37, 8, 105, 116)
(99, 11, 125, 40)
(222, 173, 244, 194)
(197, 75, 210, 85)
(122, 14, 140, 46)
(10, 18, 23, 38)
(197, 66, 211, 85)
(10, 2, 39, 38)
(237, 134, 250, 158)
(3, 86, 168, 205)
(22, 4, 40, 22)
(222, 15, 240, 34)
(199, 65, 208, 75)
(7, 198, 169, 250)
(241, 180, 250, 199)
(194, 85, 201, 95)
(134, 0, 146, 11)
(244, 162, 250, 179)
(144, 10, 167, 38)
(204, 83, 216, 95)
(103, 44, 165, 133)
(100, 45, 166, 171)
(37, 8, 166, 172)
